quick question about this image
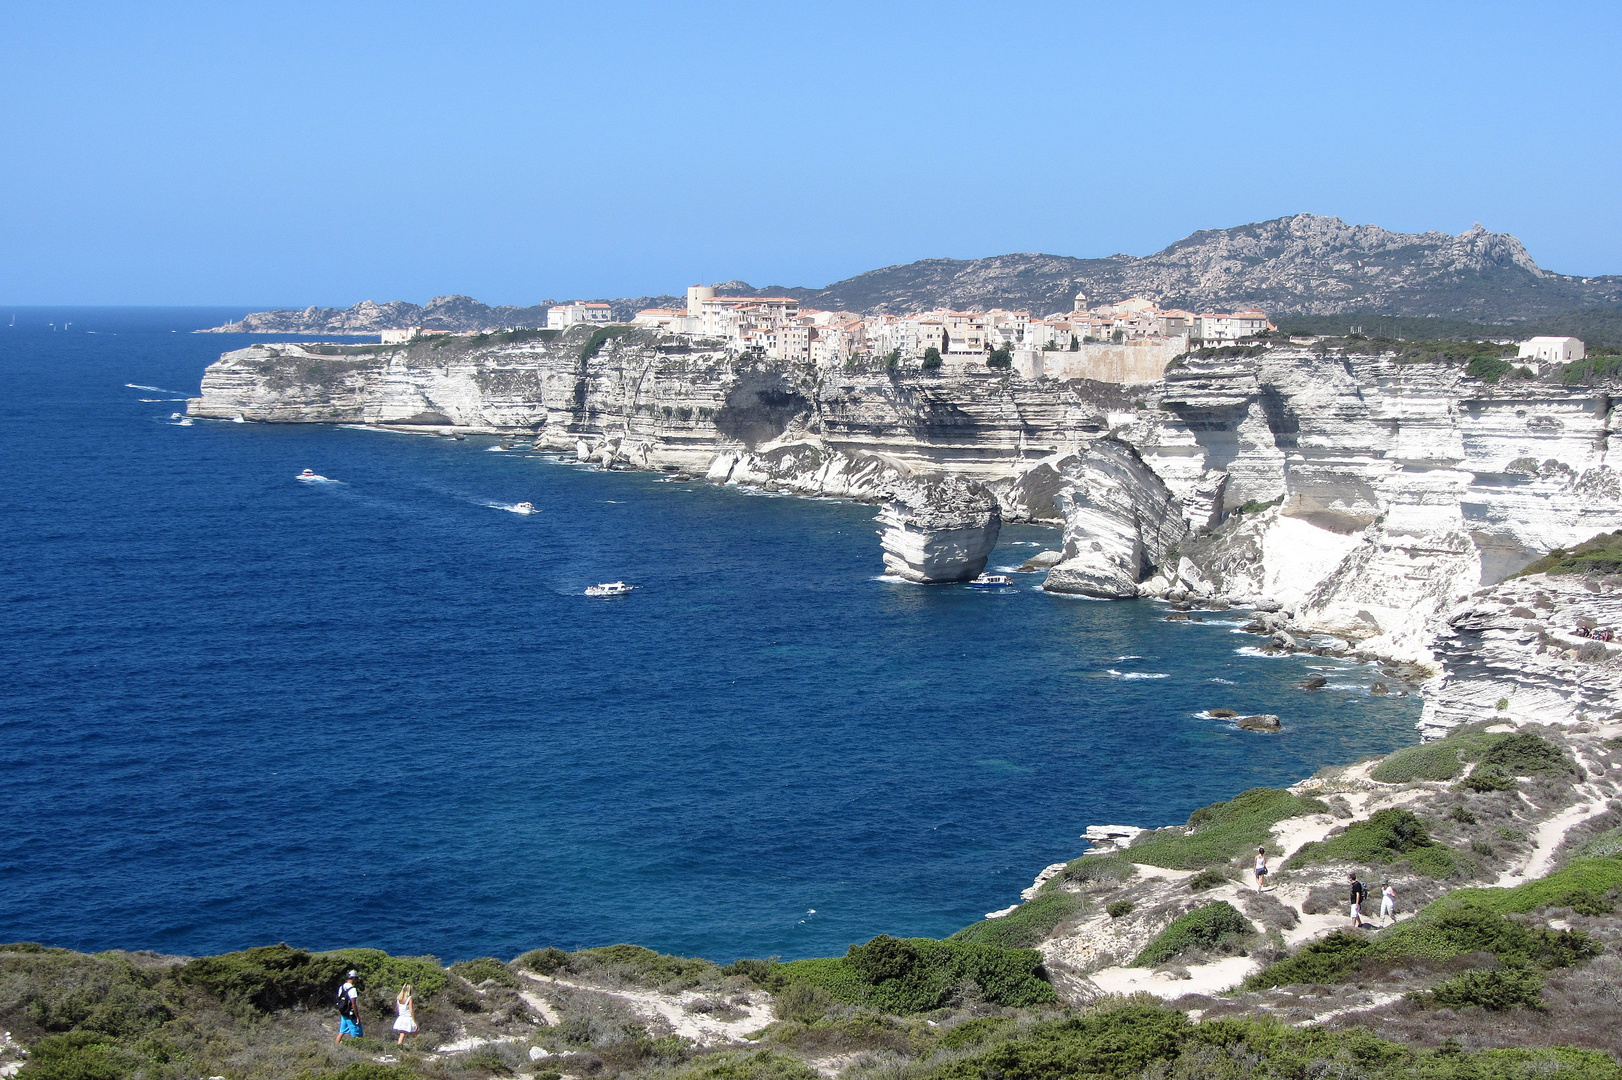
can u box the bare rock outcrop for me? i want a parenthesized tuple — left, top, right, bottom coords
(1043, 440, 1189, 598)
(876, 477, 1002, 583)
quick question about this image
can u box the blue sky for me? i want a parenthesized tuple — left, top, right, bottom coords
(4, 0, 1619, 305)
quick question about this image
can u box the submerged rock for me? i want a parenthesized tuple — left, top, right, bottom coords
(876, 476, 1002, 583)
(1300, 674, 1328, 690)
(1237, 713, 1283, 731)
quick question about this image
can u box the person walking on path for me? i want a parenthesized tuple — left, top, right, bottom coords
(1349, 873, 1367, 928)
(1254, 847, 1269, 891)
(1380, 881, 1396, 924)
(335, 970, 363, 1044)
(393, 983, 418, 1045)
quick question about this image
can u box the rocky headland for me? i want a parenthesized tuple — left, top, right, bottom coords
(190, 328, 1622, 681)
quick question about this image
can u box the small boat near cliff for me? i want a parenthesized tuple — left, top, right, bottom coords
(968, 574, 1013, 589)
(585, 581, 634, 597)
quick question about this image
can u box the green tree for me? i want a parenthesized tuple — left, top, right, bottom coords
(921, 346, 943, 370)
(1069, 335, 1080, 351)
(987, 346, 1012, 370)
(884, 349, 900, 371)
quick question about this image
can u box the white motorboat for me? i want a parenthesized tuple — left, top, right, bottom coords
(511, 501, 536, 515)
(585, 581, 634, 597)
(968, 574, 1013, 589)
(296, 468, 328, 482)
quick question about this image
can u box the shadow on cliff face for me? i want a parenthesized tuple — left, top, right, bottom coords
(714, 372, 810, 449)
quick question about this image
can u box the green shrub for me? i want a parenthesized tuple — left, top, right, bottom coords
(1377, 902, 1598, 968)
(950, 892, 1082, 948)
(1187, 869, 1229, 892)
(1430, 858, 1622, 916)
(1461, 766, 1517, 792)
(778, 935, 1055, 1013)
(1060, 852, 1138, 885)
(719, 957, 783, 988)
(771, 981, 832, 1024)
(1, 951, 171, 1039)
(1577, 827, 1622, 858)
(1413, 967, 1545, 1011)
(1467, 355, 1514, 382)
(921, 347, 942, 370)
(1244, 931, 1373, 989)
(1518, 530, 1622, 577)
(1133, 902, 1252, 966)
(1107, 900, 1134, 919)
(987, 347, 1012, 370)
(1286, 809, 1455, 876)
(1553, 889, 1616, 916)
(174, 943, 347, 1014)
(666, 1049, 820, 1080)
(174, 944, 444, 1018)
(1371, 743, 1462, 783)
(516, 947, 570, 975)
(913, 999, 1622, 1079)
(1128, 788, 1327, 870)
(300, 1066, 421, 1080)
(449, 957, 519, 987)
(1450, 805, 1477, 825)
(513, 943, 716, 988)
(1479, 731, 1575, 776)
(15, 1029, 140, 1080)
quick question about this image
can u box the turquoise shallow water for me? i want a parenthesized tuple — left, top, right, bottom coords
(0, 309, 1421, 962)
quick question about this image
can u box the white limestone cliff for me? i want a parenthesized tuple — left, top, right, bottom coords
(189, 335, 1622, 668)
(1041, 440, 1188, 599)
(876, 476, 1002, 583)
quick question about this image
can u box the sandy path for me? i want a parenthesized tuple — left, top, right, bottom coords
(1087, 955, 1256, 1000)
(519, 972, 772, 1044)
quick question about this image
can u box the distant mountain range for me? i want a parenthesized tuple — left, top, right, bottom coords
(203, 214, 1622, 335)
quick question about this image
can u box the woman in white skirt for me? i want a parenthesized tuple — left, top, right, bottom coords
(393, 983, 418, 1044)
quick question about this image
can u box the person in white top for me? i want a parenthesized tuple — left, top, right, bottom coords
(1379, 882, 1396, 923)
(1254, 846, 1269, 891)
(393, 983, 418, 1044)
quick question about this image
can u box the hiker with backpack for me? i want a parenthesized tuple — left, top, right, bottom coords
(335, 970, 363, 1043)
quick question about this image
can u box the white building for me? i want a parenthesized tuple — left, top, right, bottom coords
(546, 302, 614, 330)
(380, 327, 421, 344)
(1195, 309, 1272, 342)
(1519, 336, 1585, 365)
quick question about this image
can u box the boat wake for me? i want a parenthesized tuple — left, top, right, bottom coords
(126, 383, 182, 393)
(485, 501, 537, 515)
(1106, 669, 1169, 680)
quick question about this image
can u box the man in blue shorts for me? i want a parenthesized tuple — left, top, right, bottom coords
(335, 970, 363, 1043)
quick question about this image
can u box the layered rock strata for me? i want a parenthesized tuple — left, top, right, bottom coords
(189, 334, 1622, 669)
(1419, 571, 1622, 736)
(876, 477, 1002, 583)
(1042, 440, 1189, 599)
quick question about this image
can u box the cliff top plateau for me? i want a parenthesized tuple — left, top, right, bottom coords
(207, 214, 1622, 335)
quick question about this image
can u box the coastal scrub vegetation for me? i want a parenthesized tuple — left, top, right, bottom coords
(1285, 808, 1458, 877)
(1518, 530, 1622, 577)
(1126, 787, 1328, 870)
(1133, 901, 1253, 966)
(948, 892, 1084, 949)
(772, 935, 1056, 1013)
(1371, 741, 1463, 783)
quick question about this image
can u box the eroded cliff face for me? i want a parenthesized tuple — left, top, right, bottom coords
(877, 477, 1002, 583)
(190, 334, 1622, 667)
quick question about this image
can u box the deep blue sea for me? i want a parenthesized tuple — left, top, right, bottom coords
(0, 308, 1421, 964)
